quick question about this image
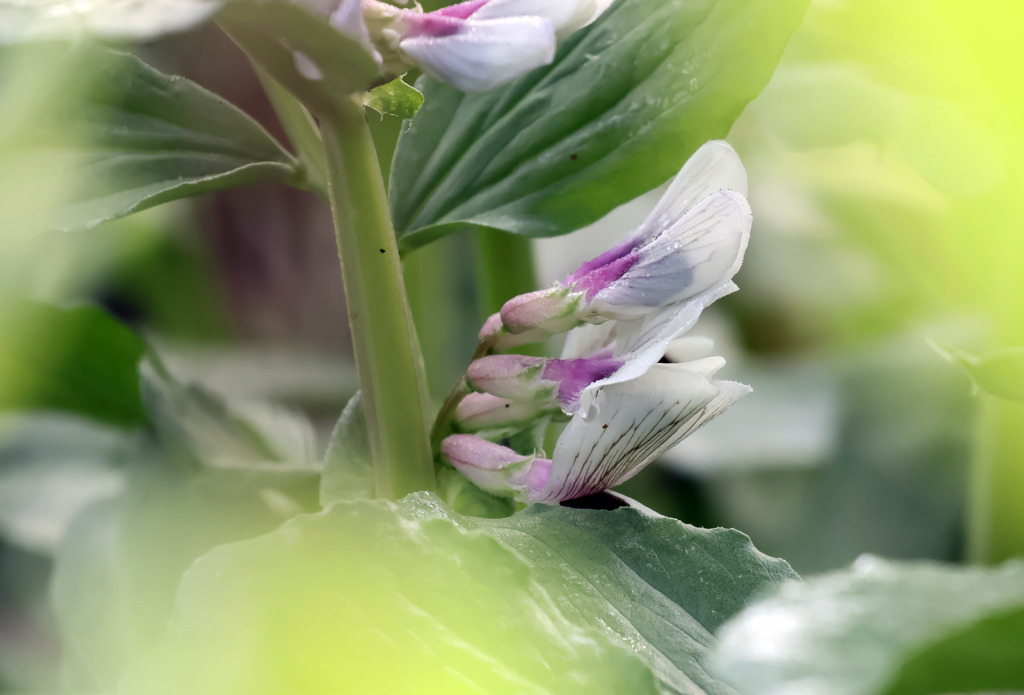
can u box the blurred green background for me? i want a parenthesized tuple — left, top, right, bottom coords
(2, 0, 1023, 690)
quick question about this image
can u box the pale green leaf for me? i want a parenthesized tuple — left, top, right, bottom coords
(319, 391, 374, 504)
(2, 42, 301, 234)
(121, 492, 795, 694)
(0, 0, 219, 43)
(932, 342, 1024, 403)
(365, 77, 424, 120)
(712, 556, 1024, 695)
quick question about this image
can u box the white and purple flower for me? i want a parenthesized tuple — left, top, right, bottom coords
(328, 0, 610, 92)
(442, 140, 753, 504)
(486, 140, 751, 344)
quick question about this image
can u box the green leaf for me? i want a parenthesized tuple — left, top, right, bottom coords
(365, 77, 425, 120)
(139, 359, 318, 468)
(711, 557, 1024, 695)
(4, 42, 300, 233)
(931, 342, 1024, 403)
(452, 496, 798, 693)
(0, 299, 146, 426)
(121, 492, 794, 693)
(52, 455, 321, 692)
(390, 0, 808, 252)
(319, 391, 375, 504)
(0, 0, 219, 43)
(0, 414, 127, 553)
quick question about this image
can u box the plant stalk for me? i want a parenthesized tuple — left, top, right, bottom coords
(320, 97, 435, 499)
(968, 396, 1024, 563)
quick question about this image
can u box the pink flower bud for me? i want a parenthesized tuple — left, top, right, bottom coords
(441, 434, 550, 499)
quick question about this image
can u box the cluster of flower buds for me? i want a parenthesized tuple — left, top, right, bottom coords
(441, 141, 753, 504)
(319, 0, 611, 92)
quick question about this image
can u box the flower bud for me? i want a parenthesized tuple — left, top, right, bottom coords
(453, 392, 548, 431)
(467, 354, 623, 413)
(441, 434, 550, 499)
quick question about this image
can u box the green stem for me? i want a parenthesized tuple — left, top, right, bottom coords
(257, 68, 328, 199)
(473, 229, 544, 357)
(320, 97, 435, 499)
(966, 184, 1024, 564)
(473, 229, 537, 320)
(968, 396, 1024, 563)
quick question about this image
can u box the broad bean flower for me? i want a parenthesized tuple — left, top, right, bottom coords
(442, 141, 753, 504)
(328, 0, 611, 92)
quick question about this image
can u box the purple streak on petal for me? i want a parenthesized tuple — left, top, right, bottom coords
(434, 0, 488, 19)
(543, 357, 623, 411)
(563, 237, 638, 285)
(401, 12, 464, 38)
(572, 252, 639, 301)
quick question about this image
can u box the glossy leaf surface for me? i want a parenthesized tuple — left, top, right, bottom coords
(124, 493, 795, 693)
(390, 0, 808, 252)
(8, 43, 299, 233)
(712, 557, 1024, 695)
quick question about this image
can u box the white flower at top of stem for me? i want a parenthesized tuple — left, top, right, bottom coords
(329, 0, 612, 92)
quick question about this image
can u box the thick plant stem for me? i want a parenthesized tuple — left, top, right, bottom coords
(968, 396, 1024, 563)
(474, 229, 543, 356)
(474, 229, 537, 320)
(321, 97, 435, 499)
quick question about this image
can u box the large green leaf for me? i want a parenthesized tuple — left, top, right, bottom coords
(122, 493, 794, 693)
(711, 557, 1024, 695)
(390, 0, 808, 252)
(3, 42, 300, 233)
(0, 300, 146, 426)
(52, 363, 321, 692)
(52, 457, 321, 692)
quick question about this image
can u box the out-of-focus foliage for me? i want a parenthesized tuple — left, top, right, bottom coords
(0, 301, 146, 427)
(390, 0, 808, 251)
(933, 344, 1024, 404)
(0, 0, 219, 43)
(121, 492, 794, 694)
(712, 557, 1024, 695)
(0, 415, 125, 553)
(51, 361, 320, 692)
(1, 43, 299, 235)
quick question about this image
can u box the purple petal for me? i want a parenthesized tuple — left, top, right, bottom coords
(542, 357, 623, 412)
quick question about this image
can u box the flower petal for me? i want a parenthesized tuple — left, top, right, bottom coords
(400, 15, 555, 92)
(330, 0, 383, 64)
(472, 0, 604, 38)
(529, 363, 749, 503)
(662, 336, 716, 364)
(633, 140, 748, 246)
(589, 190, 751, 316)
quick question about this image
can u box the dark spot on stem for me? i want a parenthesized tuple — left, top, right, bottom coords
(570, 153, 579, 161)
(602, 424, 608, 429)
(379, 248, 386, 254)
